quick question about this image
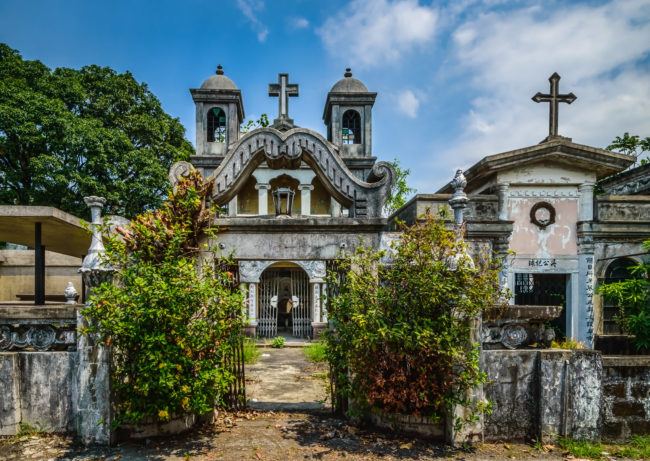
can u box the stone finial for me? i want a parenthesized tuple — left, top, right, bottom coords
(79, 196, 114, 288)
(344, 68, 352, 78)
(64, 282, 78, 305)
(216, 64, 224, 75)
(448, 169, 469, 225)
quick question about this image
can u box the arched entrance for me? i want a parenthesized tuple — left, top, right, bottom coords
(257, 264, 312, 339)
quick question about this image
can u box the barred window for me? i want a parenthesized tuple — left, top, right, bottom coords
(207, 107, 227, 142)
(342, 110, 361, 144)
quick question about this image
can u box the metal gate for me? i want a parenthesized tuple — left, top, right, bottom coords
(257, 268, 311, 339)
(291, 270, 311, 339)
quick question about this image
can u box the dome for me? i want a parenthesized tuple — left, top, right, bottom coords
(200, 64, 238, 90)
(330, 68, 368, 93)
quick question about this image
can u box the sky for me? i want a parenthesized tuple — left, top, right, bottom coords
(1, 0, 649, 193)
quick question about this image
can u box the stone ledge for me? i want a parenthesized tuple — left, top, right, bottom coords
(603, 356, 650, 367)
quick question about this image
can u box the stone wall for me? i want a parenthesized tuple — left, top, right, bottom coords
(0, 352, 75, 435)
(483, 349, 602, 442)
(601, 356, 650, 441)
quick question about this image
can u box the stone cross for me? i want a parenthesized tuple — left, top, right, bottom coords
(532, 72, 576, 138)
(268, 73, 298, 127)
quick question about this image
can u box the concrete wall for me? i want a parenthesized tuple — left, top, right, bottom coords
(601, 356, 650, 441)
(483, 349, 602, 442)
(0, 352, 76, 435)
(0, 250, 82, 302)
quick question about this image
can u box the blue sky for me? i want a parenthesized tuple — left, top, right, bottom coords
(1, 0, 649, 193)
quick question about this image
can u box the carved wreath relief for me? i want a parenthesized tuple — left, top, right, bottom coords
(530, 201, 556, 229)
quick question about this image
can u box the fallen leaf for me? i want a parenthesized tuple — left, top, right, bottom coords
(255, 452, 262, 460)
(400, 442, 413, 449)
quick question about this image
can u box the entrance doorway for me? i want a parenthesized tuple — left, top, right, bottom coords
(514, 273, 568, 337)
(258, 266, 311, 339)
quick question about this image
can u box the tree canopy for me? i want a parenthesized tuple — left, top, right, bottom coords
(608, 132, 650, 167)
(0, 43, 194, 219)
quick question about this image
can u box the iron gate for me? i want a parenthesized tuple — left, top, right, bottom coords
(258, 268, 312, 339)
(514, 272, 567, 335)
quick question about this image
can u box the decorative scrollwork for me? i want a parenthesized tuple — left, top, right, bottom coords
(0, 326, 13, 350)
(0, 324, 76, 351)
(26, 326, 57, 351)
(168, 161, 195, 187)
(501, 325, 528, 350)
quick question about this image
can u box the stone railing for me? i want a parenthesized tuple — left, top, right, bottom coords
(0, 305, 77, 352)
(482, 305, 562, 349)
(596, 196, 650, 222)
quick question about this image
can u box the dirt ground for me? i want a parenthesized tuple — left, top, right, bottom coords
(0, 346, 574, 460)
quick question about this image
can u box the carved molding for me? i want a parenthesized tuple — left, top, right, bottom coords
(597, 202, 650, 222)
(0, 324, 76, 352)
(296, 260, 327, 280)
(171, 127, 396, 218)
(239, 260, 276, 283)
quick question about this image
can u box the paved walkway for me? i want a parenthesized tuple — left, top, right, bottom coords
(246, 346, 329, 412)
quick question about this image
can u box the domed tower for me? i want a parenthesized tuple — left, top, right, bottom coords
(190, 65, 245, 165)
(323, 68, 377, 179)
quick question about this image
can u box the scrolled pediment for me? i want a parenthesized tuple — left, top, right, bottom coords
(171, 127, 395, 218)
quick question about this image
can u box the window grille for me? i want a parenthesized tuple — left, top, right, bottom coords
(342, 110, 361, 144)
(207, 107, 227, 142)
(600, 258, 638, 334)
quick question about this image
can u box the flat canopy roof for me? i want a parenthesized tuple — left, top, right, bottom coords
(0, 206, 91, 258)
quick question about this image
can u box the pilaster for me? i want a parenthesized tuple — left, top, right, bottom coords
(255, 183, 271, 215)
(299, 184, 314, 215)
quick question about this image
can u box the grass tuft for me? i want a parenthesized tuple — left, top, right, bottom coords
(242, 337, 261, 364)
(303, 341, 328, 363)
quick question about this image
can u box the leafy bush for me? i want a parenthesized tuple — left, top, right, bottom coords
(303, 341, 328, 363)
(271, 336, 285, 348)
(599, 239, 650, 350)
(83, 171, 245, 426)
(325, 212, 508, 425)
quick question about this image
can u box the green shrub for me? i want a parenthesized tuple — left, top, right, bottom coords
(83, 171, 245, 426)
(303, 341, 327, 362)
(271, 336, 285, 348)
(325, 211, 509, 426)
(599, 239, 650, 350)
(551, 337, 586, 349)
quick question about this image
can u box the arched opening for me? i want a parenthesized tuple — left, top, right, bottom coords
(207, 106, 227, 142)
(257, 264, 311, 339)
(268, 174, 301, 215)
(237, 176, 259, 215)
(342, 109, 361, 144)
(602, 258, 639, 334)
(310, 176, 330, 215)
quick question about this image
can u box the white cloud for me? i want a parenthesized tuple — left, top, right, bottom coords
(317, 0, 438, 68)
(396, 89, 420, 118)
(289, 17, 309, 30)
(236, 0, 269, 42)
(433, 0, 650, 178)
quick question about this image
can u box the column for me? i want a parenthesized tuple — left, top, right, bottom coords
(578, 182, 595, 222)
(77, 196, 113, 445)
(255, 183, 270, 215)
(321, 282, 328, 323)
(228, 196, 237, 217)
(496, 182, 510, 221)
(310, 280, 327, 339)
(330, 198, 341, 217)
(242, 282, 258, 337)
(577, 235, 595, 346)
(299, 184, 313, 216)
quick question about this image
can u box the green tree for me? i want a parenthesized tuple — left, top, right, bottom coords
(598, 239, 650, 350)
(84, 170, 245, 425)
(383, 158, 416, 217)
(0, 43, 194, 219)
(325, 212, 507, 425)
(608, 132, 650, 166)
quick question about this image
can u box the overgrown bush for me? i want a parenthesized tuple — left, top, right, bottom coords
(599, 239, 650, 350)
(83, 171, 245, 426)
(325, 212, 508, 426)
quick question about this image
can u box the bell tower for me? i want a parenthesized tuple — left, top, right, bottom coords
(190, 65, 244, 170)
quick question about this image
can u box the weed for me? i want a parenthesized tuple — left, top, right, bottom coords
(16, 422, 45, 437)
(558, 437, 604, 459)
(551, 337, 586, 349)
(303, 341, 328, 362)
(242, 337, 261, 364)
(271, 336, 285, 348)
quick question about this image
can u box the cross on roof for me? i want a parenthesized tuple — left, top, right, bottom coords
(268, 73, 299, 128)
(532, 72, 577, 139)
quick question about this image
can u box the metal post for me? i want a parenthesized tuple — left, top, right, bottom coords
(34, 222, 45, 305)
